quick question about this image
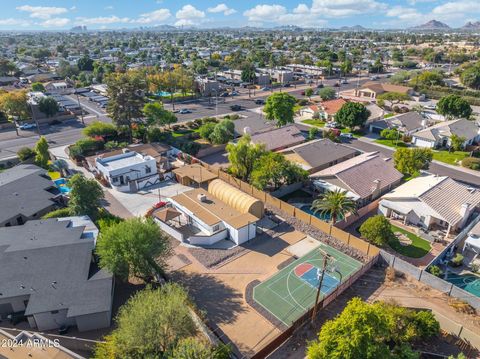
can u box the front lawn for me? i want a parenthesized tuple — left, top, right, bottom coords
(340, 128, 364, 138)
(302, 119, 325, 127)
(432, 150, 469, 166)
(388, 224, 431, 258)
(374, 139, 408, 148)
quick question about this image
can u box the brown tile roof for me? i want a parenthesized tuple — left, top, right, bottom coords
(313, 152, 403, 199)
(173, 164, 218, 184)
(419, 177, 480, 226)
(321, 98, 347, 115)
(361, 82, 412, 95)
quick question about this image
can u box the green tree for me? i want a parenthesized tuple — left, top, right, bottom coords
(359, 215, 394, 246)
(31, 82, 46, 93)
(241, 63, 257, 83)
(450, 134, 466, 151)
(369, 59, 384, 74)
(305, 88, 314, 100)
(307, 298, 439, 359)
(436, 94, 472, 120)
(106, 71, 148, 141)
(318, 87, 336, 100)
(380, 128, 401, 145)
(410, 70, 444, 87)
(393, 148, 433, 177)
(460, 64, 480, 89)
(198, 122, 216, 140)
(308, 127, 319, 140)
(96, 217, 171, 281)
(310, 189, 357, 224)
(169, 338, 231, 359)
(83, 121, 118, 138)
(77, 55, 94, 71)
(0, 90, 30, 135)
(38, 96, 59, 118)
(34, 136, 49, 168)
(264, 92, 297, 127)
(68, 173, 104, 218)
(142, 102, 177, 128)
(335, 102, 370, 129)
(209, 119, 234, 145)
(94, 284, 197, 358)
(226, 135, 266, 182)
(340, 59, 352, 76)
(377, 92, 411, 106)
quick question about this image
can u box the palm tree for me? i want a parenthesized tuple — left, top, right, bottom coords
(310, 189, 358, 224)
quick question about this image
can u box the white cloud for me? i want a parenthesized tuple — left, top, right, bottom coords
(310, 0, 386, 18)
(0, 18, 31, 26)
(136, 8, 171, 24)
(176, 5, 205, 20)
(104, 6, 114, 10)
(16, 5, 68, 19)
(243, 5, 287, 22)
(432, 0, 477, 16)
(293, 4, 310, 14)
(175, 19, 195, 27)
(76, 16, 131, 25)
(40, 17, 70, 27)
(207, 4, 236, 15)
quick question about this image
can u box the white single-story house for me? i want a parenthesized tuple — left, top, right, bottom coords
(379, 174, 480, 236)
(157, 179, 262, 246)
(45, 81, 71, 94)
(368, 112, 428, 135)
(95, 149, 159, 192)
(411, 119, 480, 149)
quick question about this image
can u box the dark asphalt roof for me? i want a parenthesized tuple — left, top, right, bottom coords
(293, 139, 359, 168)
(233, 114, 275, 137)
(0, 165, 59, 224)
(0, 219, 113, 318)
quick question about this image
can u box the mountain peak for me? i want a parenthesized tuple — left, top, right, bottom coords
(411, 20, 451, 31)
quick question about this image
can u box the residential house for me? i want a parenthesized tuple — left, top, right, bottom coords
(0, 76, 18, 86)
(0, 165, 61, 227)
(353, 82, 413, 99)
(233, 114, 275, 137)
(45, 81, 71, 94)
(249, 125, 306, 151)
(158, 179, 261, 246)
(0, 218, 113, 332)
(95, 149, 159, 192)
(300, 99, 347, 121)
(369, 112, 427, 135)
(379, 174, 480, 236)
(173, 164, 218, 187)
(281, 139, 360, 173)
(196, 78, 220, 96)
(411, 119, 480, 149)
(311, 152, 403, 207)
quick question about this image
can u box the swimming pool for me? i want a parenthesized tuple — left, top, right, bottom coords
(54, 178, 71, 194)
(445, 272, 480, 297)
(300, 205, 344, 222)
(156, 91, 172, 97)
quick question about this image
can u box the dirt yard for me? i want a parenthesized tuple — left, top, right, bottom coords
(169, 223, 309, 358)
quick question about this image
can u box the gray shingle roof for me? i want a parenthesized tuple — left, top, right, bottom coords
(0, 165, 59, 225)
(413, 119, 479, 142)
(0, 219, 113, 318)
(250, 125, 305, 151)
(292, 139, 359, 168)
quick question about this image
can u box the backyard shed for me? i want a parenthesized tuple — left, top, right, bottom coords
(208, 179, 264, 218)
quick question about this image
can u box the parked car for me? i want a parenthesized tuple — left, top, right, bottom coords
(424, 104, 436, 110)
(179, 109, 192, 114)
(301, 91, 305, 96)
(341, 79, 349, 84)
(261, 87, 271, 91)
(48, 119, 62, 126)
(58, 325, 70, 335)
(333, 82, 340, 87)
(230, 105, 242, 111)
(325, 122, 338, 128)
(18, 123, 37, 130)
(283, 83, 291, 87)
(340, 133, 354, 139)
(370, 75, 379, 80)
(254, 99, 265, 105)
(316, 83, 324, 88)
(231, 91, 239, 96)
(219, 92, 229, 97)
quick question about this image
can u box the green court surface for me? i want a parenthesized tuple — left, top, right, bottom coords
(253, 244, 362, 327)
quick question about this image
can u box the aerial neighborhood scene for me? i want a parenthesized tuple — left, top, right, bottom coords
(2, 1, 480, 358)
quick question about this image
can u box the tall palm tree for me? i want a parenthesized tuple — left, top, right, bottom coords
(310, 189, 358, 224)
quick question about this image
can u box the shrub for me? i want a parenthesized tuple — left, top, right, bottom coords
(42, 207, 72, 219)
(83, 121, 117, 138)
(359, 215, 394, 246)
(308, 127, 320, 140)
(427, 265, 443, 277)
(198, 122, 216, 140)
(68, 145, 83, 160)
(17, 147, 36, 161)
(178, 142, 200, 156)
(462, 157, 480, 170)
(448, 298, 476, 314)
(450, 253, 464, 267)
(75, 137, 104, 155)
(147, 127, 165, 143)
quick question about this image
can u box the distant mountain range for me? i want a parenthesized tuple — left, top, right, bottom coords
(410, 19, 480, 31)
(339, 25, 367, 31)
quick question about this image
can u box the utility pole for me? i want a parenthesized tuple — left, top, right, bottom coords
(76, 92, 85, 125)
(311, 254, 329, 325)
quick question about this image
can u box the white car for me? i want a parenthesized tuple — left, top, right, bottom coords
(424, 104, 436, 110)
(340, 133, 354, 139)
(18, 123, 37, 130)
(325, 122, 338, 128)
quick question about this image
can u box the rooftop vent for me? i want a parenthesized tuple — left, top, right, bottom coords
(197, 193, 207, 202)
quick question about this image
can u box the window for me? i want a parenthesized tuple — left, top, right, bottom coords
(146, 166, 152, 174)
(212, 225, 220, 232)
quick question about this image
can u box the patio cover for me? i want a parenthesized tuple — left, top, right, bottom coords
(463, 236, 480, 254)
(154, 208, 182, 222)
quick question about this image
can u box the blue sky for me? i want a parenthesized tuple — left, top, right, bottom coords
(0, 1, 478, 30)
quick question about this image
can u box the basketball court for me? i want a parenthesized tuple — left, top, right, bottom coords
(253, 243, 362, 327)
